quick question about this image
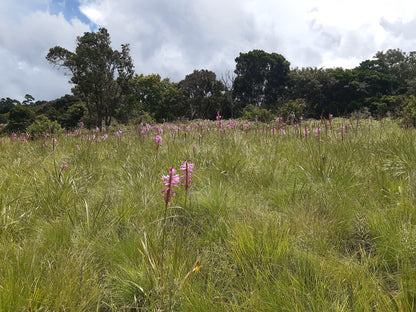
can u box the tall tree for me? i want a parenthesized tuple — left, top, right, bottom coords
(233, 50, 290, 109)
(46, 28, 134, 127)
(128, 74, 183, 122)
(179, 69, 226, 120)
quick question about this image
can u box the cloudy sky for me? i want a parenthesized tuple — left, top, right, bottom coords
(2, 0, 416, 102)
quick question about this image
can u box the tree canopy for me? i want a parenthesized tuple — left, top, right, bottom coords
(3, 27, 416, 134)
(233, 50, 290, 109)
(46, 27, 134, 127)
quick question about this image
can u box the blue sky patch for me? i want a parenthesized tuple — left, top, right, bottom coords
(50, 0, 91, 25)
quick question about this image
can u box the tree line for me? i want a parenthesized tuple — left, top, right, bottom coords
(2, 27, 416, 134)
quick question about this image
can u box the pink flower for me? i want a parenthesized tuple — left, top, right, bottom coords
(216, 111, 221, 121)
(154, 135, 162, 148)
(61, 163, 67, 170)
(116, 130, 122, 140)
(281, 129, 286, 135)
(76, 144, 79, 150)
(161, 167, 180, 204)
(180, 161, 194, 192)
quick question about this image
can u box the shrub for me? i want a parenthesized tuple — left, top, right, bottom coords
(401, 95, 416, 127)
(278, 99, 306, 121)
(27, 115, 63, 138)
(59, 103, 88, 129)
(3, 105, 35, 133)
(243, 104, 275, 122)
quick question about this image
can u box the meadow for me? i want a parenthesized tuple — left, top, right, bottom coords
(1, 117, 416, 311)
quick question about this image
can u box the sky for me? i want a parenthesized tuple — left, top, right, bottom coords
(2, 0, 416, 102)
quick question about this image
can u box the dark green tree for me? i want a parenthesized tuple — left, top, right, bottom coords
(288, 67, 337, 116)
(22, 94, 35, 106)
(127, 74, 183, 122)
(233, 50, 290, 109)
(178, 69, 226, 120)
(46, 27, 134, 127)
(0, 98, 19, 114)
(4, 105, 35, 133)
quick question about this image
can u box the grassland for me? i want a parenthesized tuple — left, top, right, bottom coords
(1, 118, 416, 311)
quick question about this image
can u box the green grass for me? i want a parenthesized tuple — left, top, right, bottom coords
(1, 118, 416, 311)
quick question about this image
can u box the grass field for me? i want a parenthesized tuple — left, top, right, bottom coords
(1, 117, 416, 311)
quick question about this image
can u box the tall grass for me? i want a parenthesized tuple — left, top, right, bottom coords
(1, 118, 416, 311)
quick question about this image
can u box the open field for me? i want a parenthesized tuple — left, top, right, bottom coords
(1, 118, 416, 311)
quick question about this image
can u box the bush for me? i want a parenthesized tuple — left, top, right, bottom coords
(59, 103, 88, 129)
(243, 104, 275, 122)
(401, 95, 416, 127)
(131, 111, 155, 125)
(3, 105, 35, 133)
(278, 99, 306, 121)
(27, 115, 63, 138)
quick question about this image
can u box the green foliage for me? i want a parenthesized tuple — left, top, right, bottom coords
(26, 114, 63, 137)
(59, 102, 87, 129)
(369, 95, 403, 117)
(233, 49, 290, 109)
(0, 97, 19, 114)
(131, 111, 154, 125)
(242, 104, 275, 122)
(401, 95, 416, 127)
(0, 113, 8, 124)
(179, 69, 227, 119)
(46, 28, 134, 127)
(4, 105, 35, 133)
(128, 74, 183, 122)
(278, 99, 306, 120)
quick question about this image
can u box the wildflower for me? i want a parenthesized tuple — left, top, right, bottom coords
(42, 141, 47, 147)
(102, 134, 108, 140)
(61, 163, 67, 170)
(116, 130, 122, 140)
(216, 111, 221, 121)
(154, 135, 162, 149)
(281, 129, 286, 135)
(79, 121, 84, 128)
(315, 127, 322, 141)
(12, 132, 17, 139)
(180, 161, 194, 192)
(76, 144, 79, 150)
(52, 138, 57, 150)
(161, 167, 180, 204)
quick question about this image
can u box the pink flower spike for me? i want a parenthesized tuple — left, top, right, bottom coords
(180, 161, 194, 192)
(61, 163, 67, 170)
(161, 167, 180, 204)
(154, 135, 162, 148)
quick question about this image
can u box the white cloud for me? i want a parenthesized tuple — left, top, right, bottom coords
(0, 4, 89, 101)
(2, 0, 416, 100)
